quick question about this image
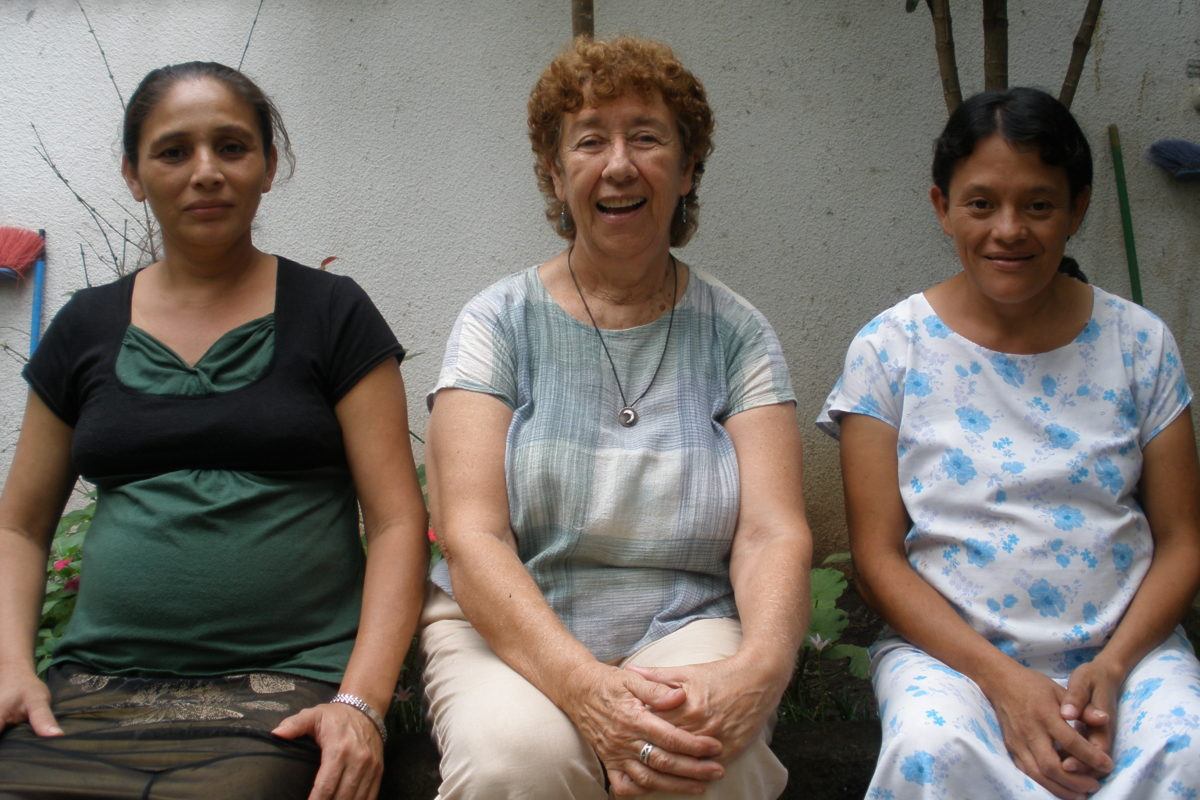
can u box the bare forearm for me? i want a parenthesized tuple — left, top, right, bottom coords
(444, 532, 596, 707)
(0, 529, 51, 672)
(728, 527, 810, 687)
(339, 520, 429, 713)
(857, 550, 1019, 693)
(1098, 538, 1200, 676)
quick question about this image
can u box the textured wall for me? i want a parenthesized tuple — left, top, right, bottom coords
(1, 1, 1197, 555)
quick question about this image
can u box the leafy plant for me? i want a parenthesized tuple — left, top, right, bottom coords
(35, 489, 95, 675)
(806, 553, 870, 678)
(781, 553, 875, 722)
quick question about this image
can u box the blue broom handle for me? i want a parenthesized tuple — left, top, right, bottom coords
(30, 229, 45, 355)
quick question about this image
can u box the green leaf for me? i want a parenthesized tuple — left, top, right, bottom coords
(821, 551, 853, 566)
(807, 605, 849, 644)
(810, 567, 847, 607)
(905, 0, 921, 11)
(826, 643, 871, 679)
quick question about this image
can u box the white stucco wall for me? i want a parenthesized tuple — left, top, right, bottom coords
(1, 0, 1197, 553)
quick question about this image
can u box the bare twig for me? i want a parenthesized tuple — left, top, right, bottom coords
(238, 0, 266, 71)
(929, 0, 962, 114)
(1060, 0, 1103, 109)
(0, 343, 30, 366)
(76, 1, 124, 110)
(79, 243, 91, 287)
(31, 124, 121, 270)
(982, 0, 1008, 91)
(142, 203, 158, 261)
(572, 0, 594, 39)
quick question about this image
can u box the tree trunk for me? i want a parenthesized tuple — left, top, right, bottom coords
(572, 0, 594, 39)
(1060, 0, 1103, 109)
(982, 0, 1008, 91)
(929, 0, 963, 114)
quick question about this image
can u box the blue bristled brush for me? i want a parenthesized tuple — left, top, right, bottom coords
(1146, 139, 1200, 181)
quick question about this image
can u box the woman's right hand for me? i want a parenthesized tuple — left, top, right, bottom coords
(0, 670, 61, 736)
(561, 661, 724, 796)
(981, 661, 1112, 800)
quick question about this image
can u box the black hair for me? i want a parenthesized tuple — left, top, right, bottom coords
(932, 87, 1092, 282)
(122, 61, 294, 176)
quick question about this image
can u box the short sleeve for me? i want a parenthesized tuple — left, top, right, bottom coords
(22, 295, 85, 426)
(816, 310, 906, 439)
(1137, 320, 1192, 446)
(428, 285, 518, 410)
(326, 275, 405, 402)
(724, 309, 795, 418)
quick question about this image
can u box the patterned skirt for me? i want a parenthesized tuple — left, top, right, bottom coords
(0, 664, 334, 799)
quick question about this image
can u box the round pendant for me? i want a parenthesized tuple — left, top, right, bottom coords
(618, 407, 639, 427)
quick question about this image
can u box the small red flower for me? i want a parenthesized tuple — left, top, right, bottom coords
(53, 558, 72, 572)
(64, 577, 80, 592)
(320, 256, 338, 270)
(426, 527, 437, 543)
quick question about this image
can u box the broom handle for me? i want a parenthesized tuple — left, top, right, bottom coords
(1107, 125, 1143, 306)
(30, 229, 45, 355)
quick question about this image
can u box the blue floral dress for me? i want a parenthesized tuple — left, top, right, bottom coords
(818, 285, 1200, 799)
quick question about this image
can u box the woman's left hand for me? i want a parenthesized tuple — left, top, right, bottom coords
(627, 655, 785, 762)
(273, 702, 384, 800)
(1058, 657, 1124, 778)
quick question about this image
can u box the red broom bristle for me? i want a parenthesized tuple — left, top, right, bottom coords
(0, 227, 46, 277)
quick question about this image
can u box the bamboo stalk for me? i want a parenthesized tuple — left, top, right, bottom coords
(1107, 125, 1142, 305)
(572, 0, 593, 39)
(1060, 0, 1104, 109)
(982, 0, 1008, 91)
(929, 0, 962, 114)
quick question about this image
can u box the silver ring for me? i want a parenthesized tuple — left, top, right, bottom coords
(639, 742, 655, 764)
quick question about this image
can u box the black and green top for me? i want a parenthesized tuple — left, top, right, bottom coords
(23, 258, 404, 682)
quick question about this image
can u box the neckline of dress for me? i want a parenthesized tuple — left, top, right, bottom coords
(916, 284, 1098, 358)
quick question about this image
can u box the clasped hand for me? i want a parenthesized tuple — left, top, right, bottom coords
(987, 661, 1118, 800)
(563, 656, 779, 796)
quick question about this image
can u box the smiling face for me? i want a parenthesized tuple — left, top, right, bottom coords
(551, 91, 694, 264)
(121, 76, 276, 257)
(931, 133, 1089, 308)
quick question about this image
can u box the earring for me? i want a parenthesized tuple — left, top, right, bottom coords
(559, 204, 573, 233)
(676, 199, 688, 228)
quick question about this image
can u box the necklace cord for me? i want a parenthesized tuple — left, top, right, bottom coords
(566, 247, 677, 414)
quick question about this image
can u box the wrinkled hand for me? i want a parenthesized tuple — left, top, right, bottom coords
(626, 655, 784, 763)
(0, 670, 61, 737)
(984, 663, 1113, 799)
(1058, 657, 1123, 782)
(562, 661, 724, 797)
(273, 702, 383, 800)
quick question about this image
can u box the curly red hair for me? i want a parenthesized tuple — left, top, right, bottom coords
(528, 36, 714, 247)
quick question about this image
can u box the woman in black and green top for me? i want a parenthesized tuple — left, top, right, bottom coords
(0, 62, 428, 799)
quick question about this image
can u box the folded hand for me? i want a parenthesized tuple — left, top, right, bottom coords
(561, 661, 724, 797)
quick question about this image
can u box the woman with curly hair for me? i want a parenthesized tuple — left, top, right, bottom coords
(421, 36, 812, 799)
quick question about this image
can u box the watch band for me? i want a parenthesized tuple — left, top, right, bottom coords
(330, 692, 388, 743)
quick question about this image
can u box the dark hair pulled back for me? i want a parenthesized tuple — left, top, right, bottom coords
(122, 61, 294, 176)
(932, 87, 1092, 282)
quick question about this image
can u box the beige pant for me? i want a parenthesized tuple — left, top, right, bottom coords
(419, 586, 787, 800)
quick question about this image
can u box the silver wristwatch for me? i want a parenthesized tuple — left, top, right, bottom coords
(330, 692, 388, 743)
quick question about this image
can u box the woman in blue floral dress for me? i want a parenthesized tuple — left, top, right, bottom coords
(819, 88, 1200, 799)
